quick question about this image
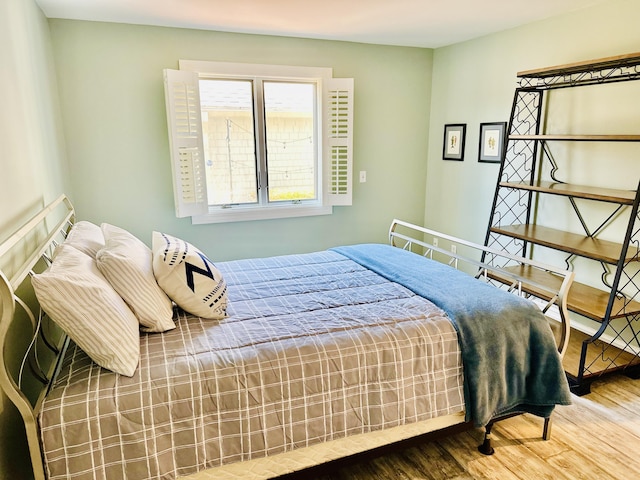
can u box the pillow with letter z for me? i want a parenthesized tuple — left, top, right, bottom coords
(151, 231, 228, 319)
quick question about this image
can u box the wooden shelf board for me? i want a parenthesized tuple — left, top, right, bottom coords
(517, 52, 640, 78)
(490, 224, 638, 265)
(500, 181, 636, 204)
(490, 265, 640, 321)
(509, 134, 640, 142)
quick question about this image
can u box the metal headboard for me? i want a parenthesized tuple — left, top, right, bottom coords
(0, 194, 75, 480)
(389, 219, 575, 359)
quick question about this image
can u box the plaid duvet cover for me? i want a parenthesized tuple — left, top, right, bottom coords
(39, 250, 464, 480)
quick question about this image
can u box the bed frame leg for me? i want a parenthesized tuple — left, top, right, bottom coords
(543, 416, 552, 440)
(478, 421, 495, 455)
(478, 415, 552, 456)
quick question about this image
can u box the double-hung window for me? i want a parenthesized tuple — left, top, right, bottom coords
(163, 61, 354, 223)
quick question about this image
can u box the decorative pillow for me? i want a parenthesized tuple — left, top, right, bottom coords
(96, 224, 176, 333)
(31, 244, 140, 377)
(63, 220, 105, 258)
(151, 231, 228, 319)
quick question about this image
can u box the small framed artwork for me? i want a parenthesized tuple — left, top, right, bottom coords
(442, 124, 466, 161)
(478, 122, 507, 163)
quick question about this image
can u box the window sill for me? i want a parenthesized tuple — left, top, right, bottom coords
(191, 204, 333, 224)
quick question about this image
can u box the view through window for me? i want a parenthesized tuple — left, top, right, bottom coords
(199, 78, 317, 207)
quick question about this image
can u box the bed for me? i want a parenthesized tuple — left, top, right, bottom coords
(0, 195, 574, 480)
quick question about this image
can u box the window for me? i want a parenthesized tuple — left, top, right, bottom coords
(163, 61, 354, 223)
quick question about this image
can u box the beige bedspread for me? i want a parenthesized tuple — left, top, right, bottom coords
(39, 250, 464, 480)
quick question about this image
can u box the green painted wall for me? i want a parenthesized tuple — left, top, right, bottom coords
(0, 0, 68, 241)
(425, 0, 640, 244)
(48, 20, 434, 261)
(0, 0, 68, 479)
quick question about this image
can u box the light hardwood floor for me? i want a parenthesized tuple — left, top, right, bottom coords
(313, 373, 640, 479)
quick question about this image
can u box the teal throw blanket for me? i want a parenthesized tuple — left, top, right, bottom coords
(332, 244, 572, 427)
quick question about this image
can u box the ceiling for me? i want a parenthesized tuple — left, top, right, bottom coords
(35, 0, 609, 48)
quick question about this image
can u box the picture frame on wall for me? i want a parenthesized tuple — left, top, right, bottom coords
(442, 124, 466, 161)
(478, 122, 507, 163)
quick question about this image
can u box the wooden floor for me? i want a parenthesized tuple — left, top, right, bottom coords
(311, 373, 640, 479)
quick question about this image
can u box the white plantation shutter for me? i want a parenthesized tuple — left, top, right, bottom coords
(323, 78, 354, 206)
(163, 69, 208, 217)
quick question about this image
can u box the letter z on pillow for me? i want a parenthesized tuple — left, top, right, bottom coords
(152, 232, 228, 319)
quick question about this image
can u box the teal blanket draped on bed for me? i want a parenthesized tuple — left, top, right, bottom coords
(331, 244, 572, 427)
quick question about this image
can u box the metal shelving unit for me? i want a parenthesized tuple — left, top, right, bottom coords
(483, 52, 640, 395)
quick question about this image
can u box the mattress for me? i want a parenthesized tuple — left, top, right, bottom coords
(39, 250, 465, 480)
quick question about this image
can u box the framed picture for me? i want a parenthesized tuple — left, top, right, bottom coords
(478, 122, 507, 163)
(442, 124, 466, 161)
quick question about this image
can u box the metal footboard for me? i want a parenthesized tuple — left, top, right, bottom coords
(389, 219, 575, 359)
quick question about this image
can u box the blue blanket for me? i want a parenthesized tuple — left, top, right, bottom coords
(332, 244, 572, 427)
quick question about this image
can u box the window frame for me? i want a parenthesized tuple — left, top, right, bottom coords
(198, 76, 321, 209)
(164, 60, 352, 224)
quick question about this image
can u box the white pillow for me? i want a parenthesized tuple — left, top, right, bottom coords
(96, 224, 175, 333)
(151, 231, 228, 319)
(32, 244, 140, 377)
(63, 220, 105, 258)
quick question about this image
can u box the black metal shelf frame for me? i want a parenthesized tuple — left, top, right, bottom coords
(483, 54, 640, 395)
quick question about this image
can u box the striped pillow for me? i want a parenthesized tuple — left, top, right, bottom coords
(152, 232, 228, 319)
(32, 244, 140, 377)
(62, 220, 105, 258)
(96, 224, 175, 333)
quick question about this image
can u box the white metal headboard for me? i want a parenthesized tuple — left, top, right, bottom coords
(0, 194, 75, 480)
